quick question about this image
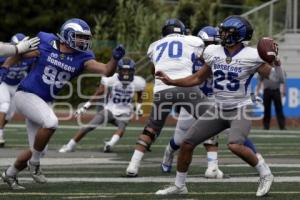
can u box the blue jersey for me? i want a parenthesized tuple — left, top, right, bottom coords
(0, 57, 34, 86)
(18, 32, 95, 102)
(191, 54, 213, 96)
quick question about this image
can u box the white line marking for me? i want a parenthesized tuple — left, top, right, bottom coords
(1, 191, 300, 196)
(0, 176, 299, 183)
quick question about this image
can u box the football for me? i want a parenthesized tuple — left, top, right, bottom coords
(257, 37, 278, 64)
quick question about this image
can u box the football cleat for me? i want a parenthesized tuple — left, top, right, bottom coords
(161, 163, 172, 173)
(1, 171, 25, 190)
(155, 185, 188, 195)
(28, 161, 47, 184)
(59, 144, 75, 153)
(126, 161, 140, 177)
(103, 142, 112, 153)
(161, 145, 174, 173)
(204, 167, 224, 179)
(256, 174, 274, 197)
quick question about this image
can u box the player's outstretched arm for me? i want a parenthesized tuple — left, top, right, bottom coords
(257, 58, 284, 82)
(84, 45, 125, 77)
(155, 63, 211, 87)
(0, 37, 40, 57)
(74, 84, 106, 117)
(0, 50, 39, 83)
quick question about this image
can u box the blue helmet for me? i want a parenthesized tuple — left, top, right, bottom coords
(197, 26, 220, 46)
(11, 33, 26, 44)
(117, 58, 135, 83)
(218, 16, 253, 47)
(57, 18, 92, 52)
(162, 19, 186, 37)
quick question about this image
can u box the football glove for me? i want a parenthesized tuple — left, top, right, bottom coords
(16, 36, 40, 54)
(0, 66, 9, 84)
(112, 44, 125, 60)
(74, 102, 91, 117)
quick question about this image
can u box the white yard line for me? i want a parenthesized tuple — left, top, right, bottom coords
(0, 176, 299, 183)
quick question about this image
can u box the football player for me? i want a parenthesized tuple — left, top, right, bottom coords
(1, 18, 125, 190)
(161, 26, 269, 179)
(126, 19, 212, 177)
(59, 57, 146, 153)
(155, 16, 281, 197)
(0, 33, 36, 147)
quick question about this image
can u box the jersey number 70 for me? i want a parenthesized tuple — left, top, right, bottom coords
(155, 41, 183, 62)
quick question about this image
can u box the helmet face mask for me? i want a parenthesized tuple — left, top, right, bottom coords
(118, 68, 135, 83)
(218, 16, 253, 47)
(58, 18, 92, 52)
(117, 58, 136, 84)
(219, 26, 241, 47)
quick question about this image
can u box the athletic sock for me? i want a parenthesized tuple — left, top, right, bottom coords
(175, 171, 187, 188)
(29, 149, 42, 164)
(255, 159, 271, 177)
(130, 150, 144, 165)
(67, 139, 77, 149)
(6, 165, 19, 177)
(108, 134, 120, 146)
(207, 151, 218, 168)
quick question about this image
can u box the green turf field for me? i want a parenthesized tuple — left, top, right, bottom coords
(1, 123, 300, 199)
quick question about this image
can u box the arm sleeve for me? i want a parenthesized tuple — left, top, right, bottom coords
(134, 76, 146, 91)
(0, 42, 16, 57)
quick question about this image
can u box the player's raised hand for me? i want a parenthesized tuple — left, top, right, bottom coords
(16, 37, 40, 54)
(155, 71, 173, 85)
(112, 44, 125, 60)
(74, 102, 91, 117)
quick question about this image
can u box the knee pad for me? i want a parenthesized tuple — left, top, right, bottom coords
(0, 102, 10, 113)
(203, 136, 219, 146)
(43, 115, 59, 129)
(136, 128, 157, 152)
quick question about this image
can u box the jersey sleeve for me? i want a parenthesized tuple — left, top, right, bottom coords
(203, 45, 216, 67)
(133, 76, 146, 91)
(101, 73, 117, 86)
(147, 41, 156, 62)
(185, 35, 205, 57)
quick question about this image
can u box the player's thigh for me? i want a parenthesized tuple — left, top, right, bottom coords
(145, 89, 174, 134)
(87, 109, 109, 128)
(173, 108, 196, 145)
(14, 91, 58, 128)
(227, 107, 252, 144)
(184, 106, 228, 146)
(0, 83, 11, 113)
(26, 119, 48, 155)
(5, 96, 17, 121)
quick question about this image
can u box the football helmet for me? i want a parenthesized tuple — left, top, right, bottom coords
(162, 19, 186, 37)
(197, 26, 220, 46)
(57, 18, 92, 52)
(10, 33, 26, 44)
(218, 15, 253, 47)
(117, 58, 135, 83)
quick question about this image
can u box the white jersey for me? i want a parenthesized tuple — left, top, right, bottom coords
(203, 44, 264, 109)
(101, 74, 146, 116)
(147, 34, 204, 93)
